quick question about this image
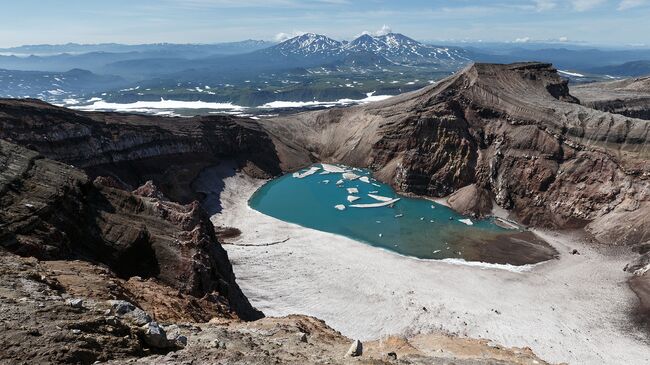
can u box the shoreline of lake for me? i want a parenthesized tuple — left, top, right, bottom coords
(193, 163, 649, 365)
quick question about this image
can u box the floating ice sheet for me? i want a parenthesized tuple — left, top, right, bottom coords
(342, 172, 360, 180)
(350, 198, 400, 208)
(321, 163, 346, 173)
(368, 193, 394, 202)
(459, 218, 474, 226)
(293, 166, 321, 179)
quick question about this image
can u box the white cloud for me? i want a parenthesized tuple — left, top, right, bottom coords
(570, 0, 606, 11)
(534, 0, 557, 11)
(514, 37, 531, 43)
(618, 0, 647, 10)
(374, 25, 393, 36)
(558, 36, 569, 42)
(360, 25, 393, 37)
(274, 31, 305, 42)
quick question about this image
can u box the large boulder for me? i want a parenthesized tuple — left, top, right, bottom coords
(345, 339, 363, 357)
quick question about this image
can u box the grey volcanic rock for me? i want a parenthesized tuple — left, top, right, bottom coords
(264, 62, 649, 233)
(572, 77, 650, 120)
(345, 339, 363, 357)
(109, 300, 152, 325)
(142, 321, 171, 349)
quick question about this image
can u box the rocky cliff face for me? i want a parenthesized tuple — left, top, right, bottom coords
(0, 98, 281, 202)
(572, 76, 650, 120)
(264, 63, 649, 236)
(0, 139, 262, 320)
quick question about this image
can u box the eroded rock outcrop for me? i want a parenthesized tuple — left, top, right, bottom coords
(0, 98, 281, 202)
(572, 76, 650, 120)
(0, 139, 261, 320)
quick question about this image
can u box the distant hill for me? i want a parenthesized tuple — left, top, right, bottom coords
(469, 47, 650, 70)
(588, 60, 650, 77)
(0, 40, 274, 75)
(0, 40, 272, 56)
(0, 68, 126, 101)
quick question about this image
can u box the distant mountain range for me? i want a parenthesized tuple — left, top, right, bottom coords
(0, 33, 471, 77)
(0, 32, 649, 108)
(0, 68, 125, 101)
(0, 40, 272, 56)
(261, 33, 469, 66)
(468, 46, 650, 72)
(587, 60, 650, 77)
(347, 33, 469, 64)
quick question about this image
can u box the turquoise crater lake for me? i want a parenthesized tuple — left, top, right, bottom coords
(249, 164, 557, 265)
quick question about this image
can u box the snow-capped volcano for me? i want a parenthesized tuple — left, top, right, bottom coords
(347, 32, 470, 65)
(261, 32, 470, 68)
(271, 33, 344, 57)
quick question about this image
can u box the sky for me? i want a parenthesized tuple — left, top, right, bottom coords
(0, 0, 649, 47)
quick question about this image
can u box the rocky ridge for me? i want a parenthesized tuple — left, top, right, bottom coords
(0, 98, 281, 202)
(572, 76, 650, 120)
(264, 62, 649, 233)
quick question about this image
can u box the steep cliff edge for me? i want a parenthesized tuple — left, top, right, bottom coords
(0, 139, 261, 320)
(572, 76, 650, 120)
(264, 62, 649, 235)
(0, 98, 281, 202)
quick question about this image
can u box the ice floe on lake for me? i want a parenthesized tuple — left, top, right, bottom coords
(342, 172, 360, 180)
(350, 198, 400, 208)
(368, 193, 394, 202)
(293, 166, 321, 178)
(322, 164, 346, 173)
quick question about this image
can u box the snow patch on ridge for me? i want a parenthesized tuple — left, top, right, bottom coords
(558, 70, 585, 77)
(73, 98, 246, 112)
(260, 93, 392, 109)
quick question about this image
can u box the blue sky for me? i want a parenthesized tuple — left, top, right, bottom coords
(1, 0, 649, 47)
